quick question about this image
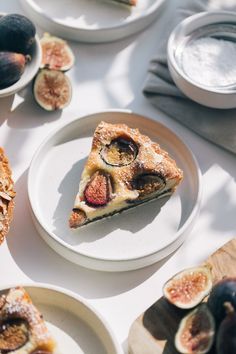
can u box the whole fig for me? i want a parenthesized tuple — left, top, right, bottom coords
(208, 278, 236, 325)
(0, 52, 27, 89)
(216, 302, 236, 354)
(0, 14, 36, 54)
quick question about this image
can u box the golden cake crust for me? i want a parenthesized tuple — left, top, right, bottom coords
(0, 148, 16, 245)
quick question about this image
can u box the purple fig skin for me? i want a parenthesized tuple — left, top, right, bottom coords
(0, 52, 26, 89)
(208, 278, 236, 325)
(0, 14, 36, 54)
(216, 305, 236, 354)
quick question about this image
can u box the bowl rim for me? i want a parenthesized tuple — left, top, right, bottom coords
(167, 11, 236, 96)
(0, 13, 42, 97)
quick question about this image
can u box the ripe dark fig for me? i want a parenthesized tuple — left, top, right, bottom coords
(0, 52, 27, 89)
(100, 137, 138, 167)
(0, 14, 36, 54)
(216, 302, 236, 354)
(40, 33, 75, 71)
(163, 265, 213, 309)
(175, 304, 215, 354)
(0, 318, 29, 352)
(33, 69, 72, 111)
(208, 278, 236, 325)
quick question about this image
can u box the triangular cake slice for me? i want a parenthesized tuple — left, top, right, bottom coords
(69, 121, 183, 229)
(0, 287, 57, 353)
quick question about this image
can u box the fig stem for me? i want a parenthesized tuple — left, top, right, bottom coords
(224, 301, 235, 315)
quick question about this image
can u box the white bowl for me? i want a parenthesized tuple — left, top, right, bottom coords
(167, 11, 236, 109)
(0, 14, 42, 98)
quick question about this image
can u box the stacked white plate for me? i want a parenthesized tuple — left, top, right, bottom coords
(28, 110, 202, 272)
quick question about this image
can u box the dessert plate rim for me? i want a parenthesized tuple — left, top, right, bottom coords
(28, 109, 202, 271)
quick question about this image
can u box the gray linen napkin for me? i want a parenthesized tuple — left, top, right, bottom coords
(143, 0, 236, 154)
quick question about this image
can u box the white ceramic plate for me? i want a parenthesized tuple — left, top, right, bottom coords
(0, 283, 122, 354)
(28, 110, 202, 272)
(20, 0, 166, 43)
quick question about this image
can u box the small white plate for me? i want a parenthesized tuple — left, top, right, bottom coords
(28, 110, 202, 272)
(0, 284, 122, 354)
(20, 0, 166, 43)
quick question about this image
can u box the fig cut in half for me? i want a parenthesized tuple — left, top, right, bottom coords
(34, 69, 72, 111)
(100, 137, 138, 167)
(163, 265, 213, 309)
(84, 170, 113, 207)
(40, 33, 75, 71)
(175, 304, 215, 354)
(0, 318, 29, 352)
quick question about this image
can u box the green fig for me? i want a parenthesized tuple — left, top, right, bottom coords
(0, 14, 36, 54)
(0, 52, 27, 89)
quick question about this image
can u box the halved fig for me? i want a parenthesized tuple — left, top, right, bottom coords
(100, 138, 138, 167)
(40, 33, 75, 71)
(69, 209, 87, 228)
(132, 173, 166, 198)
(34, 69, 72, 111)
(84, 171, 112, 207)
(0, 318, 29, 352)
(175, 304, 215, 354)
(163, 265, 213, 309)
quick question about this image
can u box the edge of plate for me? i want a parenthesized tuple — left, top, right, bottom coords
(0, 282, 123, 354)
(20, 0, 167, 43)
(27, 109, 202, 271)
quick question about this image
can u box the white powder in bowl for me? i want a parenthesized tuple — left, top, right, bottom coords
(181, 37, 236, 87)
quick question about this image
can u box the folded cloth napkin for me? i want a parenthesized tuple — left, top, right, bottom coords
(143, 0, 236, 154)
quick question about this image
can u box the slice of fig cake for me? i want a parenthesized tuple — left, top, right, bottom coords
(69, 121, 183, 229)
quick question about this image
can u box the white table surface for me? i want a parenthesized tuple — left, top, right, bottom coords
(1, 1, 236, 352)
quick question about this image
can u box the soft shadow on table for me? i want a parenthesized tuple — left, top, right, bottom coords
(53, 157, 170, 246)
(6, 86, 62, 129)
(0, 86, 63, 168)
(7, 169, 176, 300)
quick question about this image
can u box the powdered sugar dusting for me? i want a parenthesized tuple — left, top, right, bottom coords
(1, 288, 52, 344)
(181, 37, 236, 87)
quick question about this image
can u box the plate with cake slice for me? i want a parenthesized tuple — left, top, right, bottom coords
(28, 110, 202, 271)
(0, 284, 122, 353)
(21, 0, 166, 43)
